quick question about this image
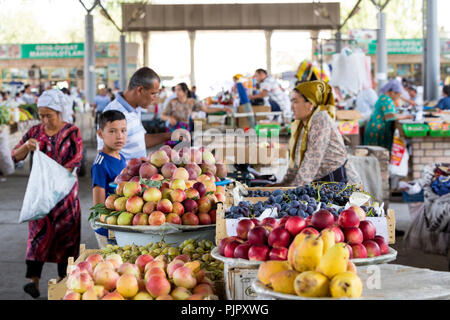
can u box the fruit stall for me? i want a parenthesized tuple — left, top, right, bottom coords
(50, 144, 450, 300)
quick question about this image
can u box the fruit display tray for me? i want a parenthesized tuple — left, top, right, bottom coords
(94, 221, 216, 234)
(211, 247, 397, 267)
(252, 264, 450, 300)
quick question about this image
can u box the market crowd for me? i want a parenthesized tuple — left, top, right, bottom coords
(2, 64, 449, 299)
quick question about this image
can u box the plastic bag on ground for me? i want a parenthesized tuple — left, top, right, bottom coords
(389, 129, 409, 177)
(18, 150, 77, 223)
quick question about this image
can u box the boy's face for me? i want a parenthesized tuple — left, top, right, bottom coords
(98, 119, 127, 151)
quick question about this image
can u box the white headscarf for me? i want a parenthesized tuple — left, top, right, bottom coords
(37, 89, 73, 122)
(37, 89, 64, 113)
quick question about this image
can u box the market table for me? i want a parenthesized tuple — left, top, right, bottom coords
(252, 264, 450, 300)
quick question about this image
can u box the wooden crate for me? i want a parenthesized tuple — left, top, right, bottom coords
(48, 244, 101, 300)
(224, 265, 259, 300)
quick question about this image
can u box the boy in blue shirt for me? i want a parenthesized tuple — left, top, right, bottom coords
(91, 110, 127, 247)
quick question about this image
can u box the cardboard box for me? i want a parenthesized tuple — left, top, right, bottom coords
(336, 110, 363, 120)
(236, 105, 271, 128)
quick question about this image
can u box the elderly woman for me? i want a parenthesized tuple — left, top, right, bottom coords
(11, 89, 83, 299)
(279, 81, 361, 186)
(364, 80, 413, 151)
(161, 82, 232, 132)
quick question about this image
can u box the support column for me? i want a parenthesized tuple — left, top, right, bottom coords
(119, 34, 127, 91)
(189, 31, 196, 87)
(142, 31, 149, 67)
(424, 0, 440, 100)
(265, 30, 273, 74)
(84, 14, 96, 104)
(310, 30, 319, 60)
(376, 11, 388, 93)
(335, 30, 342, 54)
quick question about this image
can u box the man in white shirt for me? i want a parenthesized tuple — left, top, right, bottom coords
(249, 69, 290, 117)
(22, 85, 36, 104)
(98, 67, 170, 160)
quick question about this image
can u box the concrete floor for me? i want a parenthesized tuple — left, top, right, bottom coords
(0, 126, 448, 300)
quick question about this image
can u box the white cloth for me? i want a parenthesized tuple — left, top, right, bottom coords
(355, 88, 378, 124)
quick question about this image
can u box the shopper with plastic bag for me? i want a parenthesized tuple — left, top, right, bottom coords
(11, 89, 83, 299)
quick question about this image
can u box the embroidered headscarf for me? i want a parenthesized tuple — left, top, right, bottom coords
(289, 80, 336, 168)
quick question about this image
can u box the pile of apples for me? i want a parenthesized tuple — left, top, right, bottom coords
(98, 145, 228, 226)
(63, 252, 216, 300)
(218, 205, 390, 262)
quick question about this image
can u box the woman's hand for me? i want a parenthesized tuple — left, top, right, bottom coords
(25, 139, 38, 152)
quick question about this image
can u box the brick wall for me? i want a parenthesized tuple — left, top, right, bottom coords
(410, 137, 450, 179)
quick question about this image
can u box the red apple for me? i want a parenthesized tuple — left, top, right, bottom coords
(193, 182, 207, 198)
(166, 213, 182, 225)
(359, 220, 377, 241)
(219, 237, 242, 256)
(373, 235, 390, 255)
(300, 227, 320, 236)
(208, 210, 216, 224)
(351, 243, 368, 259)
(285, 216, 306, 236)
(261, 218, 279, 231)
(248, 244, 270, 261)
(269, 247, 288, 261)
(132, 213, 148, 226)
(183, 199, 198, 213)
(351, 205, 366, 221)
(234, 243, 251, 260)
(306, 216, 312, 227)
(344, 227, 364, 245)
(363, 240, 381, 257)
(338, 209, 360, 228)
(224, 241, 241, 258)
(345, 243, 353, 259)
(311, 210, 335, 230)
(247, 226, 269, 245)
(172, 202, 185, 216)
(157, 199, 173, 214)
(181, 212, 199, 226)
(236, 219, 256, 240)
(170, 189, 186, 203)
(250, 219, 260, 226)
(185, 188, 200, 201)
(331, 227, 345, 243)
(279, 216, 290, 227)
(268, 227, 291, 248)
(198, 212, 212, 225)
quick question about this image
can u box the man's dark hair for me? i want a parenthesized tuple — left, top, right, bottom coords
(128, 67, 160, 90)
(99, 110, 126, 130)
(24, 84, 30, 90)
(255, 68, 267, 75)
(443, 85, 450, 96)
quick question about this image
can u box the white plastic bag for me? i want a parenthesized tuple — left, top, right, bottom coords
(18, 150, 77, 223)
(389, 129, 409, 177)
(0, 129, 15, 176)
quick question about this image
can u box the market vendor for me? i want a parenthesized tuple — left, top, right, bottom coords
(276, 80, 361, 186)
(11, 90, 83, 299)
(364, 80, 414, 151)
(98, 67, 170, 161)
(160, 82, 232, 132)
(436, 85, 450, 110)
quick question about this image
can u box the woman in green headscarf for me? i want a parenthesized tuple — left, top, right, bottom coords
(279, 80, 361, 186)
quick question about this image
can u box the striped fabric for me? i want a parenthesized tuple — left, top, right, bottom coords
(97, 93, 147, 161)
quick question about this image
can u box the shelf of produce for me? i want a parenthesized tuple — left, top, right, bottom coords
(48, 244, 225, 300)
(252, 264, 450, 300)
(94, 222, 216, 247)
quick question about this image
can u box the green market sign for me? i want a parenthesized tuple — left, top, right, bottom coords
(21, 43, 84, 59)
(367, 39, 423, 55)
(0, 42, 120, 59)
